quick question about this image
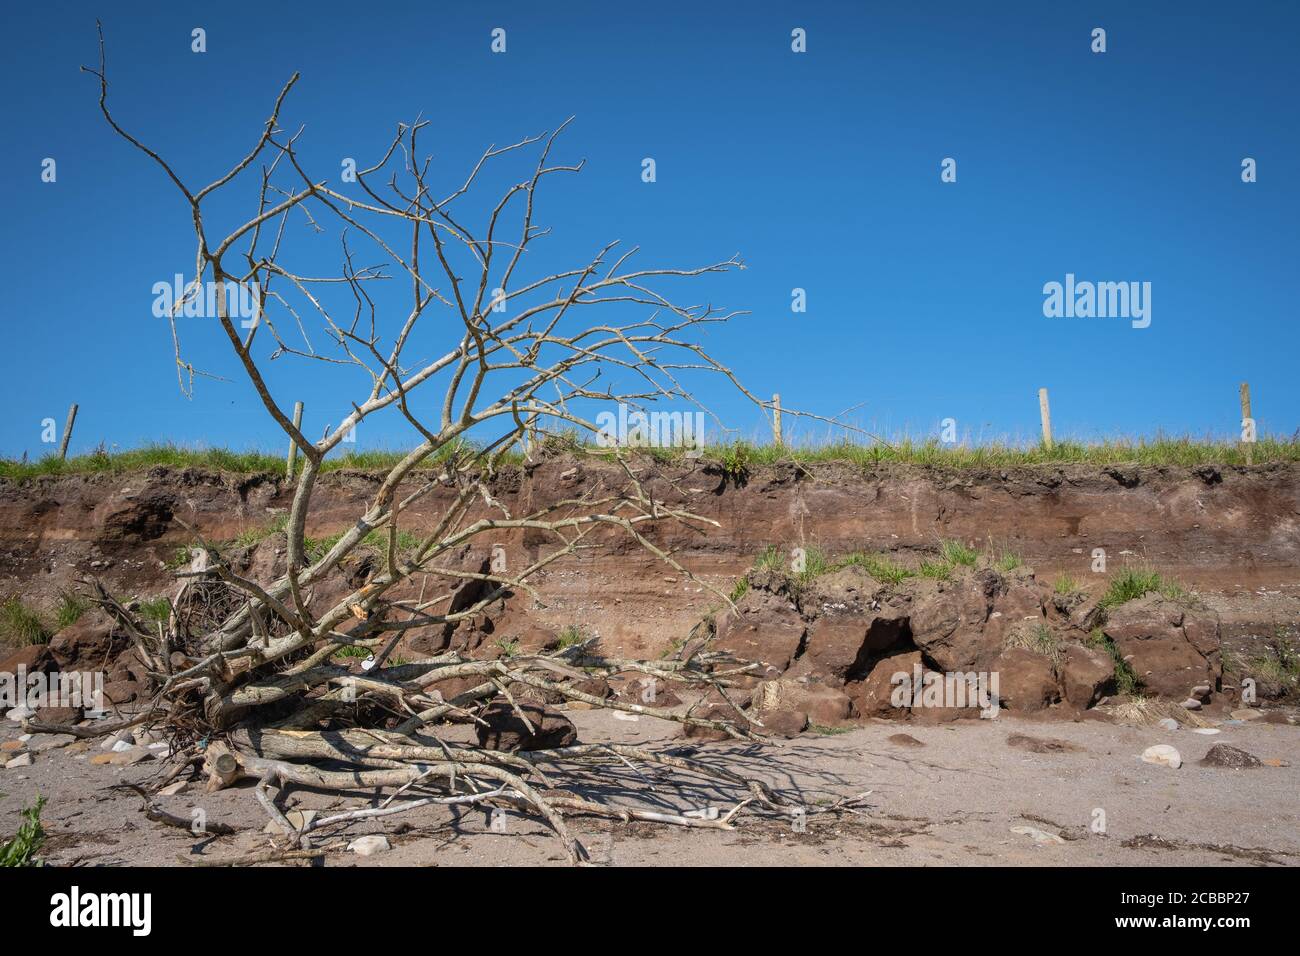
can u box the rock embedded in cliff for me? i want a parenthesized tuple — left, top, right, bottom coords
(1059, 643, 1116, 708)
(907, 570, 1004, 672)
(47, 610, 122, 670)
(849, 650, 921, 718)
(710, 591, 805, 678)
(991, 648, 1059, 712)
(1103, 595, 1221, 699)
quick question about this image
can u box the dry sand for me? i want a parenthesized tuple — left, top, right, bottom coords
(2, 707, 1295, 867)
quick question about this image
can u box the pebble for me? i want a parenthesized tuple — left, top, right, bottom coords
(4, 707, 34, 721)
(347, 835, 391, 856)
(1230, 709, 1262, 721)
(111, 746, 153, 766)
(1192, 728, 1221, 735)
(4, 753, 34, 769)
(27, 734, 75, 753)
(1180, 698, 1202, 711)
(1157, 718, 1180, 731)
(1141, 744, 1182, 769)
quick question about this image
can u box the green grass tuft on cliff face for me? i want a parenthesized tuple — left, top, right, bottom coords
(1, 435, 1297, 481)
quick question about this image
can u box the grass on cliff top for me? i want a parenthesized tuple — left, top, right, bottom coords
(2, 434, 1298, 482)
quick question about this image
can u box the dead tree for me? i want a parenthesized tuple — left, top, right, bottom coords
(47, 24, 869, 864)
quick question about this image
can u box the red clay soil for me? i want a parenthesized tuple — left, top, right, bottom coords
(1, 457, 1297, 660)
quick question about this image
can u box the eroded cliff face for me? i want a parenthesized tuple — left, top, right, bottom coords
(1, 457, 1298, 659)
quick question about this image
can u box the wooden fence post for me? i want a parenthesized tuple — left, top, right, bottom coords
(772, 393, 783, 446)
(286, 401, 304, 479)
(58, 403, 78, 461)
(1240, 382, 1253, 466)
(1037, 388, 1052, 450)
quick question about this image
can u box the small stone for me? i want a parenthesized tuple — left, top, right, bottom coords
(111, 739, 135, 753)
(1157, 718, 1180, 731)
(1230, 709, 1263, 721)
(1141, 744, 1182, 769)
(28, 733, 76, 753)
(157, 780, 189, 796)
(1191, 728, 1221, 735)
(4, 707, 34, 721)
(4, 753, 34, 769)
(1180, 698, 1202, 711)
(0, 740, 23, 753)
(1199, 744, 1262, 769)
(90, 753, 115, 766)
(1191, 684, 1212, 701)
(1011, 825, 1065, 845)
(108, 746, 152, 766)
(888, 733, 926, 748)
(347, 835, 391, 856)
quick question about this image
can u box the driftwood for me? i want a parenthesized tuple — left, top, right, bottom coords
(28, 23, 877, 866)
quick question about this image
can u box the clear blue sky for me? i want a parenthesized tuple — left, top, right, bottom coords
(2, 0, 1296, 458)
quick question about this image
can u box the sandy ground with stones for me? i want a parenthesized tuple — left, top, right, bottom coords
(3, 706, 1295, 867)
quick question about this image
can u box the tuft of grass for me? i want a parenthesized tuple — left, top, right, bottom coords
(235, 513, 288, 548)
(136, 597, 172, 624)
(795, 545, 831, 584)
(0, 795, 47, 867)
(838, 552, 914, 585)
(495, 637, 521, 658)
(753, 545, 784, 573)
(939, 539, 978, 567)
(728, 578, 750, 602)
(0, 598, 48, 647)
(361, 528, 422, 554)
(993, 549, 1024, 572)
(808, 723, 852, 736)
(303, 527, 422, 564)
(557, 625, 587, 649)
(717, 440, 752, 484)
(1005, 621, 1064, 666)
(1233, 634, 1300, 688)
(53, 591, 90, 630)
(1098, 565, 1189, 610)
(1087, 627, 1140, 695)
(1053, 574, 1081, 597)
(918, 560, 953, 580)
(334, 644, 373, 660)
(163, 545, 195, 571)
